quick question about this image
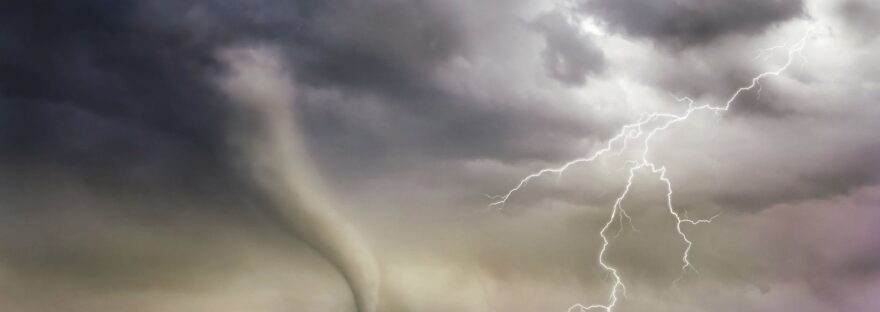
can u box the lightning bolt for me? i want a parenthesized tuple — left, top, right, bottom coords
(489, 29, 812, 312)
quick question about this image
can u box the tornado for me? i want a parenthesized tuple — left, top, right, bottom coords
(215, 46, 380, 312)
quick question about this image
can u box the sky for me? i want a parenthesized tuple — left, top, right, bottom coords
(1, 0, 879, 311)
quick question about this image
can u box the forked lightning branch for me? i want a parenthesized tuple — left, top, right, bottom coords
(489, 29, 813, 312)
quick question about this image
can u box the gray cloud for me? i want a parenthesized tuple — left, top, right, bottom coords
(1, 0, 880, 311)
(581, 0, 805, 47)
(838, 0, 880, 41)
(532, 11, 606, 85)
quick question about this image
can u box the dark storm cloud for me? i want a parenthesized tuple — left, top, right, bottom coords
(298, 85, 608, 185)
(531, 11, 606, 85)
(580, 0, 805, 47)
(1, 0, 608, 183)
(3, 0, 879, 311)
(0, 1, 238, 183)
(0, 0, 295, 299)
(0, 2, 602, 309)
(280, 3, 613, 177)
(288, 0, 463, 91)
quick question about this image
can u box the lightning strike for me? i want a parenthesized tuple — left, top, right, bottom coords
(490, 29, 812, 312)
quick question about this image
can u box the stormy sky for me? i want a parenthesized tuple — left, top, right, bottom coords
(1, 0, 879, 311)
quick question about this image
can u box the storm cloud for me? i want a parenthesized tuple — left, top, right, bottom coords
(0, 0, 879, 311)
(581, 0, 805, 47)
(532, 10, 606, 85)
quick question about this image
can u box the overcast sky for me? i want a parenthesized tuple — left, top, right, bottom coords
(1, 0, 879, 311)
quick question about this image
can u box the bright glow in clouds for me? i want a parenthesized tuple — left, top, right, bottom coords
(490, 29, 813, 312)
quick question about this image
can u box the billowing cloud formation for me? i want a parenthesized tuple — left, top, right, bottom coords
(532, 11, 606, 85)
(0, 0, 879, 311)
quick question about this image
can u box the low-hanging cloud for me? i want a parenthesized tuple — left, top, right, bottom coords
(581, 0, 805, 47)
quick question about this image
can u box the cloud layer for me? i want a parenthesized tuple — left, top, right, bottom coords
(0, 0, 879, 311)
(581, 0, 805, 47)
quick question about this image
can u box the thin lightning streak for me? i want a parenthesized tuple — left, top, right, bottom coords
(490, 29, 812, 312)
(487, 115, 656, 208)
(754, 43, 787, 60)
